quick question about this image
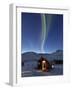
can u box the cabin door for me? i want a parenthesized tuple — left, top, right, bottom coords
(42, 60, 46, 71)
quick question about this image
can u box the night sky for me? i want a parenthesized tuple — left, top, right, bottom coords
(21, 12, 63, 53)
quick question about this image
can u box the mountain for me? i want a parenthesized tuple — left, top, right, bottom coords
(22, 52, 40, 61)
(52, 50, 63, 55)
(51, 50, 63, 60)
(22, 50, 63, 61)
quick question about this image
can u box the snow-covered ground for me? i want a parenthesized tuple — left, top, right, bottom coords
(22, 64, 63, 77)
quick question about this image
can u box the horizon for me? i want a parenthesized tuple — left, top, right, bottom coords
(21, 49, 63, 54)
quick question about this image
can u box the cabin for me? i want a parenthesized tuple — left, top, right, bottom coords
(37, 57, 52, 72)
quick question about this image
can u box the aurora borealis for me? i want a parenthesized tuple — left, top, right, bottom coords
(21, 13, 63, 53)
(41, 14, 46, 53)
(41, 14, 52, 53)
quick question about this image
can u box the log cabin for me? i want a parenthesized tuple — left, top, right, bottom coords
(37, 57, 52, 72)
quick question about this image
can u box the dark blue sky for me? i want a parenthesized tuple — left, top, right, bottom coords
(21, 12, 63, 53)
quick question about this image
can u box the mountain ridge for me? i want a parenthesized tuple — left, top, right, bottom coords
(22, 50, 63, 61)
